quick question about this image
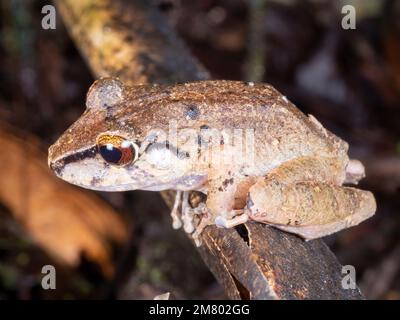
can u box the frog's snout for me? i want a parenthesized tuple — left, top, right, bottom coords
(49, 144, 98, 172)
(48, 143, 62, 176)
(49, 158, 64, 177)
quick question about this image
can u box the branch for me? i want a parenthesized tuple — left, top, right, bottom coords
(55, 0, 364, 299)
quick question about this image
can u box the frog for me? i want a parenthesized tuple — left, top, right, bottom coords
(48, 77, 376, 246)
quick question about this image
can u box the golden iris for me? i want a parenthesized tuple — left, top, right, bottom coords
(96, 134, 137, 166)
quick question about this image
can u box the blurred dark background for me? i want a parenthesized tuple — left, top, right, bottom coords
(0, 0, 399, 299)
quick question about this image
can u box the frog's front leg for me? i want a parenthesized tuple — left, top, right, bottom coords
(202, 172, 249, 228)
(187, 171, 250, 245)
(170, 190, 183, 229)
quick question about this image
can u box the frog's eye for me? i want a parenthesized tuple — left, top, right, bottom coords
(96, 135, 139, 166)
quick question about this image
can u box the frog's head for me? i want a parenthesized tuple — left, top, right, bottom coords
(48, 77, 194, 191)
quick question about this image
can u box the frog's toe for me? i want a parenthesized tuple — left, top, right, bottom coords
(170, 205, 183, 229)
(182, 217, 195, 234)
(172, 218, 183, 230)
(191, 218, 211, 246)
(181, 201, 207, 234)
(345, 159, 365, 184)
(214, 211, 248, 228)
(215, 216, 228, 228)
(170, 190, 183, 229)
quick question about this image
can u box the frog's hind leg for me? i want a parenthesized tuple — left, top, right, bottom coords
(246, 156, 376, 239)
(247, 181, 376, 240)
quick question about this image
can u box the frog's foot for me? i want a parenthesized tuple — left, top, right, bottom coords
(169, 191, 209, 246)
(170, 190, 183, 229)
(181, 192, 206, 234)
(183, 203, 208, 242)
(214, 210, 248, 228)
(191, 210, 249, 246)
(191, 211, 213, 247)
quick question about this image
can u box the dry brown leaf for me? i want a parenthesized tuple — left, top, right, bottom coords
(0, 125, 129, 277)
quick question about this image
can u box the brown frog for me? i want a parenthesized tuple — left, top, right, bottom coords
(48, 78, 376, 245)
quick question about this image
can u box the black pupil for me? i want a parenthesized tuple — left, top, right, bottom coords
(99, 144, 122, 164)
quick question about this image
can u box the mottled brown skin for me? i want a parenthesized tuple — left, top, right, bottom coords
(48, 78, 376, 242)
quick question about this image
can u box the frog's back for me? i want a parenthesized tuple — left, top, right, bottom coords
(123, 80, 349, 173)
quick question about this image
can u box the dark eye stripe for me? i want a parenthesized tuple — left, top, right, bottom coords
(50, 146, 98, 175)
(60, 146, 98, 166)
